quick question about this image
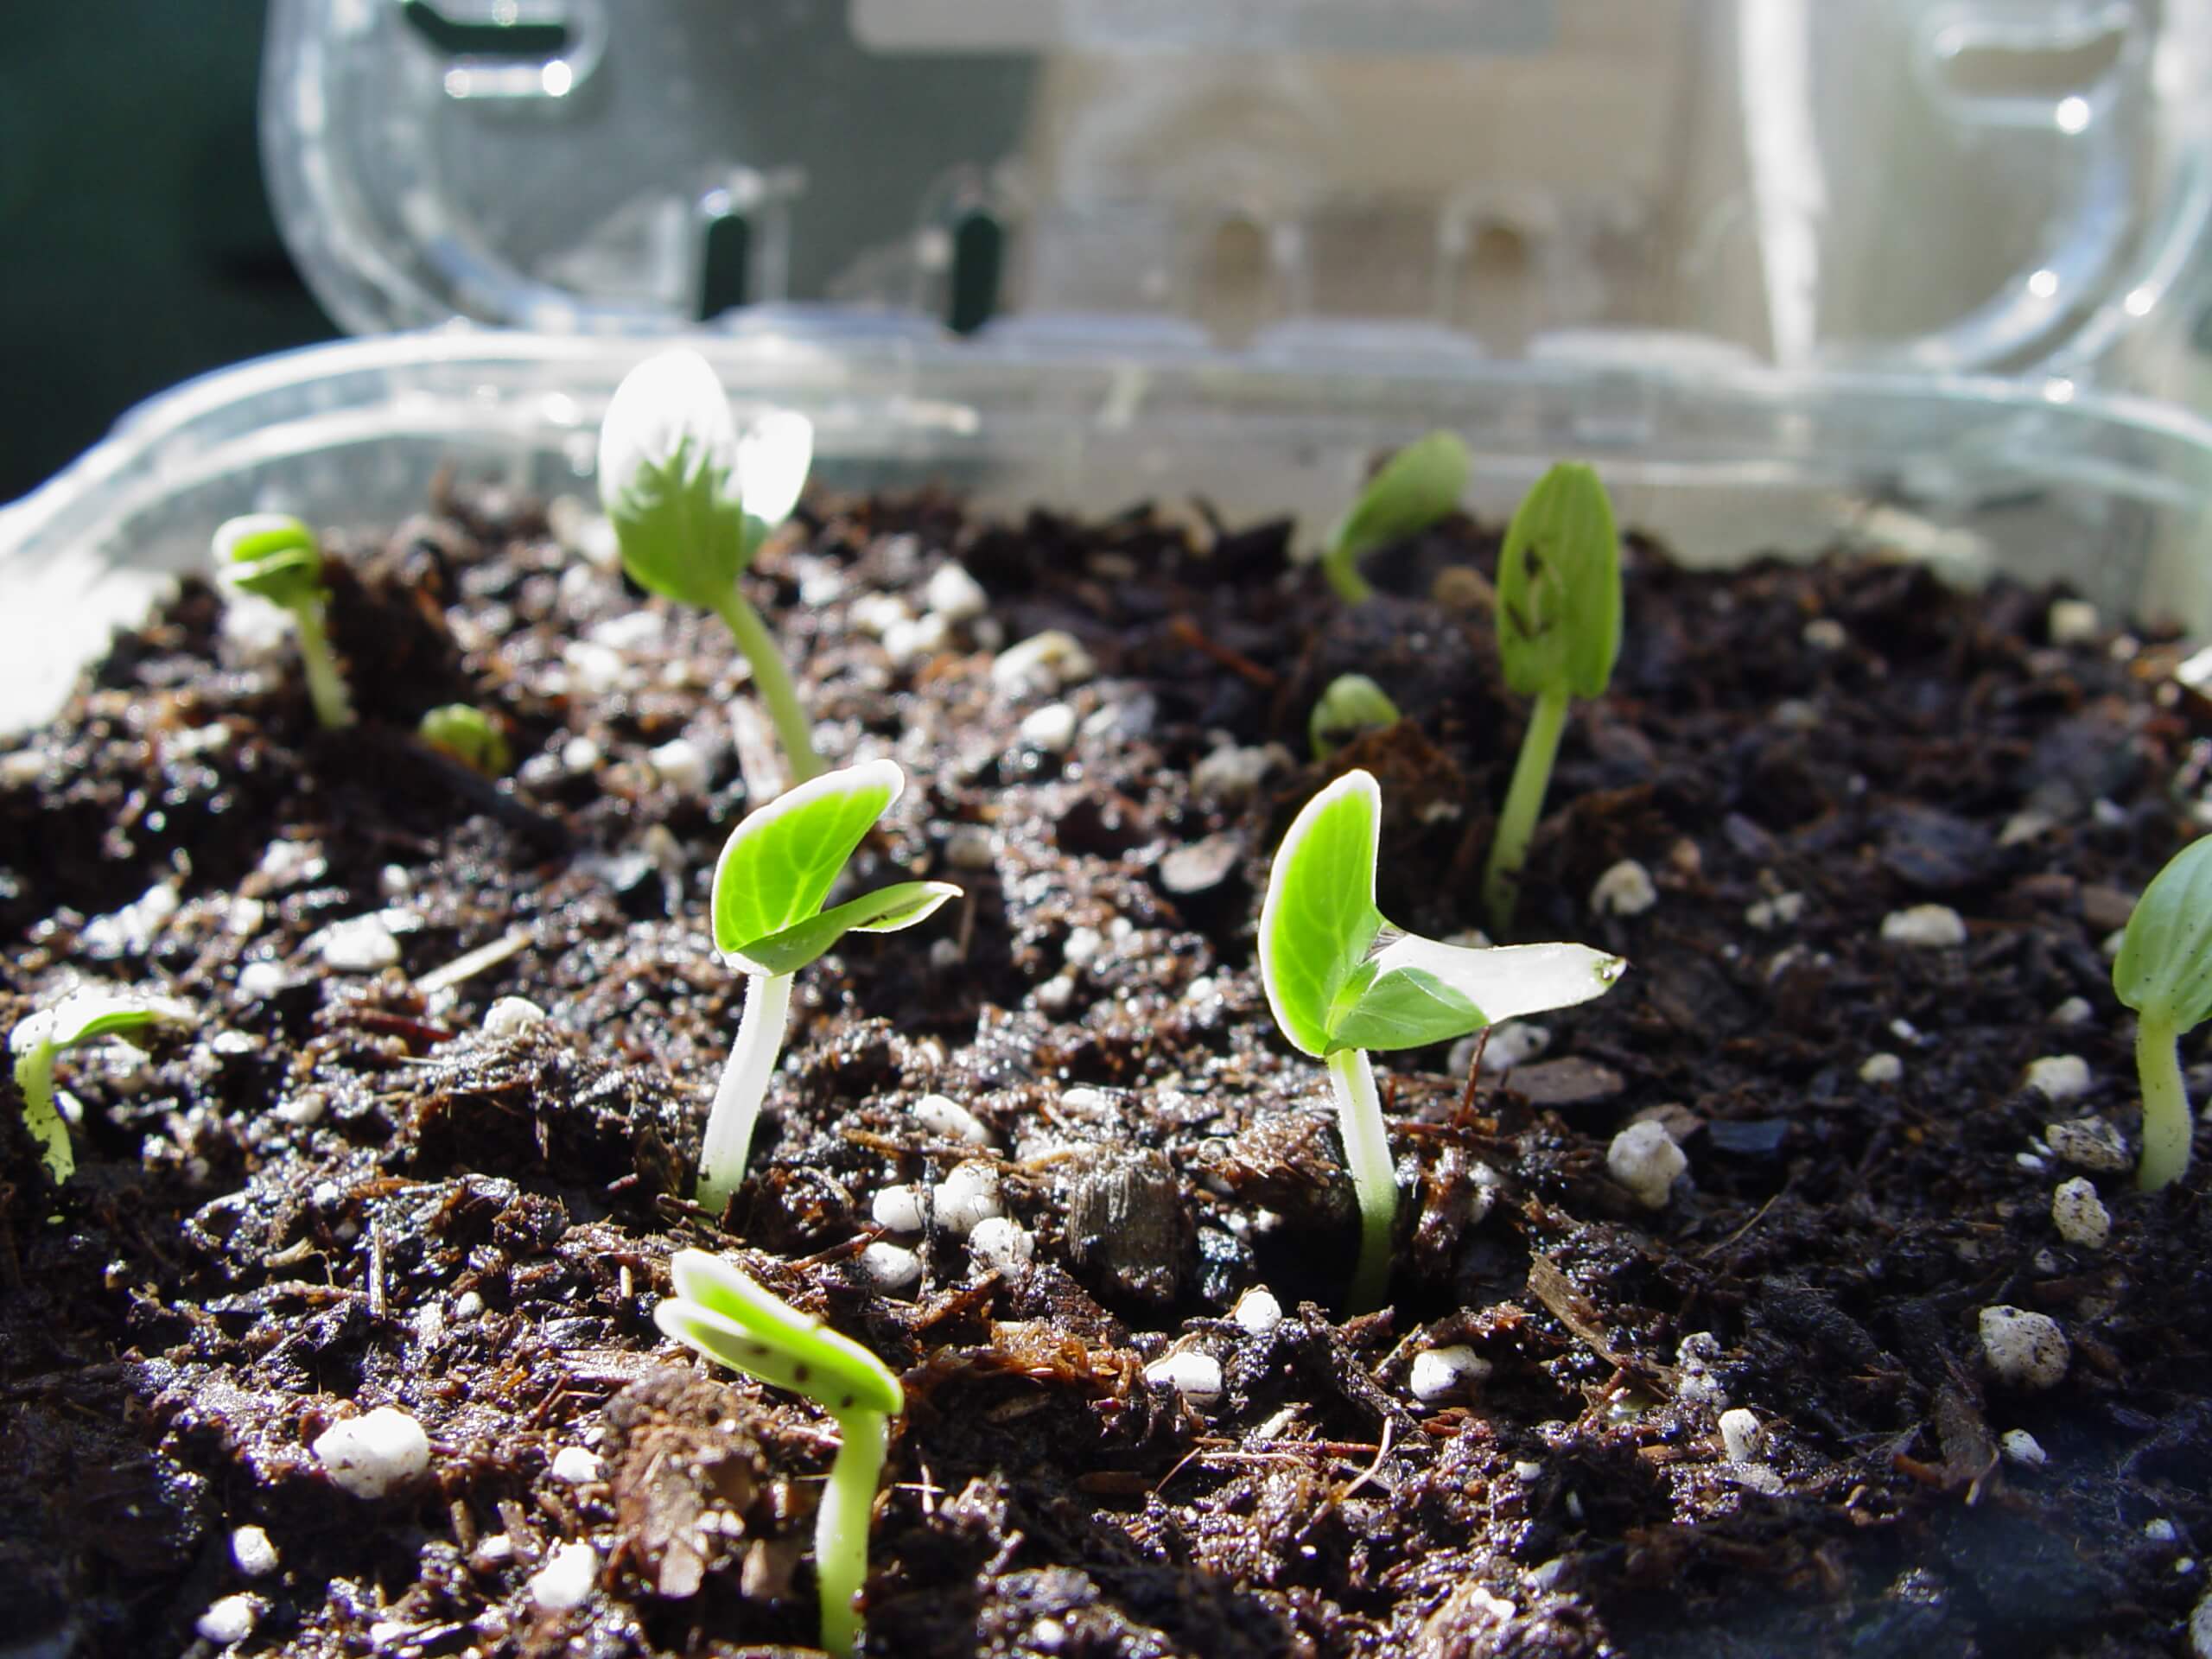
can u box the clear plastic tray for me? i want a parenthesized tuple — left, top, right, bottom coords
(6, 332, 2212, 734)
(264, 0, 2212, 377)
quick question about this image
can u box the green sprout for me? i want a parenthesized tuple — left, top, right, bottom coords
(1260, 768, 1625, 1309)
(214, 514, 355, 730)
(655, 1249, 901, 1658)
(598, 348, 824, 784)
(2112, 836, 2212, 1190)
(1319, 430, 1471, 605)
(1480, 463, 1622, 934)
(697, 759, 959, 1214)
(416, 703, 512, 777)
(10, 990, 191, 1181)
(1309, 673, 1402, 760)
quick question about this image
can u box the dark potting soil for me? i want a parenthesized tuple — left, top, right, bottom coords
(3, 477, 2209, 1658)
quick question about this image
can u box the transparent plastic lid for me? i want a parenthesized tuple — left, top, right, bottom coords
(268, 0, 2212, 377)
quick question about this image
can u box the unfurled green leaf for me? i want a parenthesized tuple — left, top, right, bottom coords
(1261, 769, 1625, 1059)
(1496, 461, 1621, 700)
(2113, 836, 2212, 1030)
(1326, 964, 1480, 1053)
(1320, 432, 1471, 603)
(729, 880, 963, 977)
(711, 760, 905, 957)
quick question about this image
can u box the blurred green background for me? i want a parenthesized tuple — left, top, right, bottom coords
(1, 2, 336, 504)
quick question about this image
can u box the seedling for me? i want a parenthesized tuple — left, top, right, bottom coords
(598, 348, 824, 783)
(697, 760, 958, 1212)
(1480, 463, 1622, 934)
(1261, 769, 1625, 1308)
(655, 1249, 901, 1658)
(2112, 836, 2212, 1189)
(10, 989, 191, 1181)
(1309, 673, 1402, 760)
(416, 703, 512, 777)
(213, 514, 354, 729)
(1320, 430, 1471, 604)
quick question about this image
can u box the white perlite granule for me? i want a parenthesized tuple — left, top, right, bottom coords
(1143, 1351, 1224, 1408)
(230, 1524, 278, 1578)
(1232, 1287, 1283, 1337)
(1979, 1306, 2070, 1389)
(528, 1541, 600, 1612)
(933, 1162, 1003, 1236)
(2050, 1178, 2111, 1249)
(1718, 1408, 1763, 1463)
(550, 1446, 604, 1485)
(312, 1407, 432, 1498)
(1607, 1121, 1687, 1209)
(1589, 860, 1658, 917)
(196, 1594, 259, 1645)
(2044, 1117, 2131, 1173)
(1408, 1345, 1491, 1403)
(1880, 905, 1967, 948)
(968, 1216, 1034, 1277)
(2023, 1055, 2091, 1103)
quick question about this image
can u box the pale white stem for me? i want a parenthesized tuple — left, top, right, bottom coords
(696, 970, 793, 1214)
(1327, 1046, 1396, 1312)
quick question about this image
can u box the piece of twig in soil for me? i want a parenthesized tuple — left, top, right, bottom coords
(1166, 614, 1278, 688)
(412, 926, 531, 997)
(346, 727, 571, 853)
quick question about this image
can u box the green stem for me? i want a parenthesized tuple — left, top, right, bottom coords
(12, 1040, 72, 1182)
(818, 1408, 889, 1659)
(1327, 1046, 1395, 1313)
(1322, 543, 1373, 606)
(711, 587, 824, 785)
(1483, 684, 1570, 935)
(2136, 1013, 2193, 1191)
(292, 601, 356, 730)
(695, 970, 793, 1216)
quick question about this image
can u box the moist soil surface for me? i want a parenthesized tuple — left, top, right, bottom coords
(3, 479, 2210, 1659)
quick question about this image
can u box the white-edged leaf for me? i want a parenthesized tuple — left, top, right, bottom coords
(711, 759, 906, 957)
(735, 409, 815, 531)
(10, 989, 194, 1057)
(1258, 770, 1385, 1058)
(1365, 934, 1625, 1026)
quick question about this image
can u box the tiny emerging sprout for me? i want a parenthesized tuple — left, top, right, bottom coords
(1319, 430, 1471, 605)
(416, 703, 512, 777)
(10, 990, 192, 1181)
(2112, 836, 2212, 1189)
(655, 1249, 901, 1658)
(697, 760, 959, 1213)
(213, 514, 354, 729)
(1309, 673, 1402, 760)
(1480, 463, 1622, 934)
(598, 348, 824, 783)
(1260, 769, 1624, 1309)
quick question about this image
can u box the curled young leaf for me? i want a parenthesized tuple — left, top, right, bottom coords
(658, 1249, 904, 1418)
(1496, 461, 1621, 701)
(1309, 673, 1402, 760)
(598, 348, 750, 609)
(2113, 836, 2212, 1030)
(1320, 432, 1471, 603)
(214, 514, 327, 611)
